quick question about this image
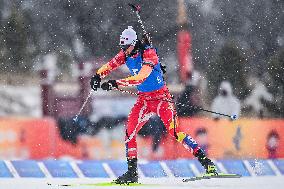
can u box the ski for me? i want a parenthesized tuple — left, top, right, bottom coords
(182, 173, 242, 182)
(47, 182, 158, 187)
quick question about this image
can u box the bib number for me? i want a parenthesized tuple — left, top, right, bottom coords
(132, 69, 139, 75)
(157, 76, 162, 83)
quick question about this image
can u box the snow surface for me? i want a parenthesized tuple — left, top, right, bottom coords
(0, 177, 283, 189)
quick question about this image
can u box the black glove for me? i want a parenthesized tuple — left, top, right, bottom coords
(101, 80, 118, 91)
(90, 74, 101, 91)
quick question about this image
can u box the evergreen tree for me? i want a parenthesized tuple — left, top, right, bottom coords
(206, 42, 249, 99)
(268, 49, 284, 87)
(266, 48, 284, 117)
(3, 7, 31, 73)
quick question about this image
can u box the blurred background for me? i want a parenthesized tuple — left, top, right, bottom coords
(0, 0, 283, 163)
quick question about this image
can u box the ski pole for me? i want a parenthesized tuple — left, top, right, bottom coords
(114, 88, 237, 120)
(128, 3, 152, 46)
(183, 105, 237, 120)
(73, 90, 93, 122)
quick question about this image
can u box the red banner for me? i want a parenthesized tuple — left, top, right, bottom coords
(177, 30, 193, 83)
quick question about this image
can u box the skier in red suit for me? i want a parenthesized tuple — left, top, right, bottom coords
(90, 26, 217, 184)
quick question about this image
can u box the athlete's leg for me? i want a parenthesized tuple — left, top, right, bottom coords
(125, 99, 153, 159)
(153, 99, 217, 174)
(153, 100, 199, 152)
(114, 99, 153, 184)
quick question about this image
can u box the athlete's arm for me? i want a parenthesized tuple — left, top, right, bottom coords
(116, 48, 159, 87)
(116, 65, 152, 86)
(97, 50, 126, 78)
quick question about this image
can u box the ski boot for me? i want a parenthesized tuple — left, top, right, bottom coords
(113, 158, 138, 185)
(194, 148, 218, 176)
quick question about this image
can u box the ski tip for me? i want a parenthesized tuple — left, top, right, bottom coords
(182, 173, 242, 182)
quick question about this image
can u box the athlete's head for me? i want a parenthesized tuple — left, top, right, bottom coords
(120, 26, 137, 55)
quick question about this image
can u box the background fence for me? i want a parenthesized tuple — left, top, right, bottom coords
(0, 159, 283, 178)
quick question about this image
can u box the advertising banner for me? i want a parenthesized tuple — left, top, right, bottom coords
(0, 118, 56, 159)
(0, 118, 283, 160)
(138, 118, 284, 159)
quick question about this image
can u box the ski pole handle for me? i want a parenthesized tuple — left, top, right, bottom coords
(128, 3, 141, 13)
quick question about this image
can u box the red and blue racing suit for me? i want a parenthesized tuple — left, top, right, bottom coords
(97, 46, 201, 159)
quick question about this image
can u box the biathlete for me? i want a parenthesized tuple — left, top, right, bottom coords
(90, 26, 217, 184)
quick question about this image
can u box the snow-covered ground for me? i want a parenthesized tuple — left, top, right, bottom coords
(0, 177, 283, 189)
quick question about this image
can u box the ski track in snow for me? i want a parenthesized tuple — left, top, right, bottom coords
(0, 177, 283, 189)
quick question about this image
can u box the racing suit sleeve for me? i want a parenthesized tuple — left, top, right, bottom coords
(96, 50, 126, 78)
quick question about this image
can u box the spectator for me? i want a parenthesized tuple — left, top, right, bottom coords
(138, 115, 166, 152)
(211, 81, 241, 120)
(243, 77, 273, 118)
(266, 130, 280, 159)
(195, 128, 209, 155)
(176, 70, 202, 117)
